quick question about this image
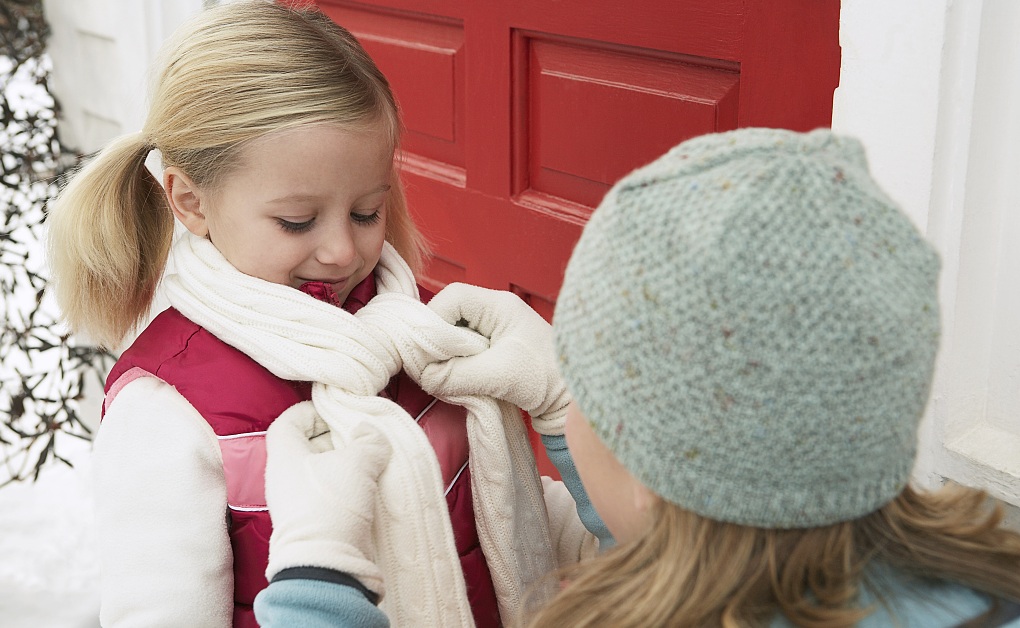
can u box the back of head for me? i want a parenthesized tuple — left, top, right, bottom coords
(554, 127, 941, 528)
(48, 1, 421, 349)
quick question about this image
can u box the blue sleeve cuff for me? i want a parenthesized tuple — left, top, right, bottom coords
(541, 433, 615, 549)
(254, 571, 389, 628)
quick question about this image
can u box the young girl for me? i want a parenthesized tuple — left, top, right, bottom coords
(254, 127, 1020, 627)
(47, 2, 593, 626)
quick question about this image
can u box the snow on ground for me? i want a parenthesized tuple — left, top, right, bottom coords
(0, 440, 101, 627)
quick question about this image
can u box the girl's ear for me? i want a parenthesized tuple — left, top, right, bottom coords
(164, 167, 209, 237)
(632, 481, 658, 517)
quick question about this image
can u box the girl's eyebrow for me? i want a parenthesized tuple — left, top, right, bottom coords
(266, 193, 321, 205)
(266, 185, 391, 206)
(365, 184, 392, 195)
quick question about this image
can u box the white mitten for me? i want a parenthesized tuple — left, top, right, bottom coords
(421, 283, 571, 435)
(264, 401, 391, 598)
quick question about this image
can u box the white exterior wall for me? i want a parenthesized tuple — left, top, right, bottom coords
(834, 0, 1020, 519)
(42, 0, 209, 154)
(43, 0, 1019, 511)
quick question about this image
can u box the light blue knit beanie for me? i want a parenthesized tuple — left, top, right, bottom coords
(553, 128, 941, 529)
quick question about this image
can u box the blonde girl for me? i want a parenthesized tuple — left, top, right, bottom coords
(47, 2, 522, 625)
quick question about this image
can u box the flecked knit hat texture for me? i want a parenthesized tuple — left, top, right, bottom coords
(553, 128, 941, 528)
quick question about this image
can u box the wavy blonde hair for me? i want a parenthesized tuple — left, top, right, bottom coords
(525, 484, 1020, 627)
(47, 0, 426, 349)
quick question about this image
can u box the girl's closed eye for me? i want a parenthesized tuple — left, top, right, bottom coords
(276, 217, 315, 233)
(352, 207, 382, 226)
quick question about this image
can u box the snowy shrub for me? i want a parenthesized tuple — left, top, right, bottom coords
(1, 0, 112, 487)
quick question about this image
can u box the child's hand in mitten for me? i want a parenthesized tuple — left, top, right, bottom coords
(264, 401, 391, 599)
(421, 283, 570, 435)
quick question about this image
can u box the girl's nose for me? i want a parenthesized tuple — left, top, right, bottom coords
(315, 223, 358, 268)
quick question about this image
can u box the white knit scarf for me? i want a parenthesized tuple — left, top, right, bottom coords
(164, 233, 556, 626)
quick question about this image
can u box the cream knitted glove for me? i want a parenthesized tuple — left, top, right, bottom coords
(421, 283, 571, 435)
(264, 402, 391, 598)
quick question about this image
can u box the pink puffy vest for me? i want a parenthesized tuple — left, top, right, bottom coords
(102, 277, 501, 627)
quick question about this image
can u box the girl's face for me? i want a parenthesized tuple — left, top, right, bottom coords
(168, 124, 393, 303)
(564, 400, 656, 544)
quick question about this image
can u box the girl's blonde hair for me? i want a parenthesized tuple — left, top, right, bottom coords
(47, 0, 426, 349)
(527, 484, 1020, 628)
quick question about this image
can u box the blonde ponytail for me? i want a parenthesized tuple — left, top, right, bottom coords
(47, 133, 172, 349)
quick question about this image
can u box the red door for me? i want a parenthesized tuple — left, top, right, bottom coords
(302, 0, 841, 474)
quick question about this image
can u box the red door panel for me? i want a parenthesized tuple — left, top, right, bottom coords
(327, 8, 468, 177)
(301, 0, 841, 477)
(524, 38, 740, 209)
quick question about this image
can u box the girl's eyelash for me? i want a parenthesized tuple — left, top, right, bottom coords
(352, 210, 381, 226)
(276, 218, 314, 233)
(275, 208, 381, 232)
